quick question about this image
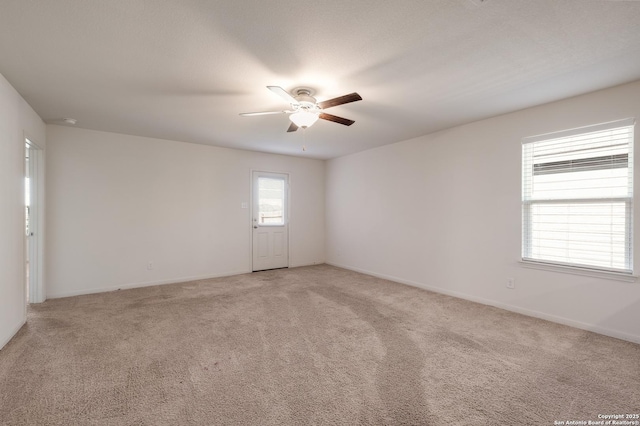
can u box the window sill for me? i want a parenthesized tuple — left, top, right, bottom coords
(519, 260, 638, 283)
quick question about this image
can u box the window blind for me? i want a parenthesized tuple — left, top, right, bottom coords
(522, 118, 635, 273)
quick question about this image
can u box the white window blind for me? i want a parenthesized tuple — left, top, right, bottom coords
(522, 118, 635, 274)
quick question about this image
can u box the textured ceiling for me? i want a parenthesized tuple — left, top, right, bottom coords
(1, 0, 640, 159)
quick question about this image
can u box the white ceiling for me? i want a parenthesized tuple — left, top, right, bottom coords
(2, 0, 640, 159)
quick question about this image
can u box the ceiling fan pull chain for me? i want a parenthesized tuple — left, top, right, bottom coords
(302, 127, 307, 151)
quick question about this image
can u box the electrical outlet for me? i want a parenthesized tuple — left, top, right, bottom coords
(506, 278, 515, 289)
(147, 261, 153, 270)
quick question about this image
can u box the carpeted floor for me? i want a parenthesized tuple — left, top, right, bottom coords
(0, 265, 638, 425)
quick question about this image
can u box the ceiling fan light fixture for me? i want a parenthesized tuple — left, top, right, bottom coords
(289, 111, 318, 128)
(241, 86, 362, 132)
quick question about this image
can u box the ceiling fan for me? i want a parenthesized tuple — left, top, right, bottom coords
(240, 86, 362, 132)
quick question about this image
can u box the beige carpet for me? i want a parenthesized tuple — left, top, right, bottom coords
(1, 265, 638, 425)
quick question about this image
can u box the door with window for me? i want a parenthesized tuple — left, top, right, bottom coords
(252, 171, 289, 271)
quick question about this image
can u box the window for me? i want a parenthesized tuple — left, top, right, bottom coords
(257, 176, 285, 225)
(522, 118, 635, 274)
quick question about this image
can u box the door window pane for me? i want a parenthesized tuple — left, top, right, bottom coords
(258, 177, 285, 225)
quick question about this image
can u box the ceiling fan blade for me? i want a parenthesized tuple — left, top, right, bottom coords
(318, 92, 362, 110)
(319, 112, 355, 126)
(239, 110, 290, 116)
(267, 86, 298, 105)
(287, 122, 298, 132)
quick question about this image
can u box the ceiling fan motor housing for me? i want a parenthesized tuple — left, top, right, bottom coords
(293, 89, 318, 111)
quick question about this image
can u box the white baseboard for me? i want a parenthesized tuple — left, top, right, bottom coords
(326, 261, 640, 345)
(47, 269, 252, 299)
(289, 261, 324, 268)
(0, 319, 26, 351)
(47, 263, 326, 299)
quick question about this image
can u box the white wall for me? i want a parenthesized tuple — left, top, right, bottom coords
(326, 80, 640, 343)
(0, 73, 46, 350)
(46, 125, 325, 297)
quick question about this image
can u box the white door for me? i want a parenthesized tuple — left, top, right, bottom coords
(25, 139, 43, 303)
(252, 171, 289, 271)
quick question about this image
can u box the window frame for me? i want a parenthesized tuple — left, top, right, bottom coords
(521, 118, 636, 276)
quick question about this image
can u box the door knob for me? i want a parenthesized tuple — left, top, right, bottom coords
(253, 226, 258, 229)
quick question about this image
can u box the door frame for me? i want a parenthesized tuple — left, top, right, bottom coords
(250, 169, 291, 272)
(24, 135, 45, 304)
